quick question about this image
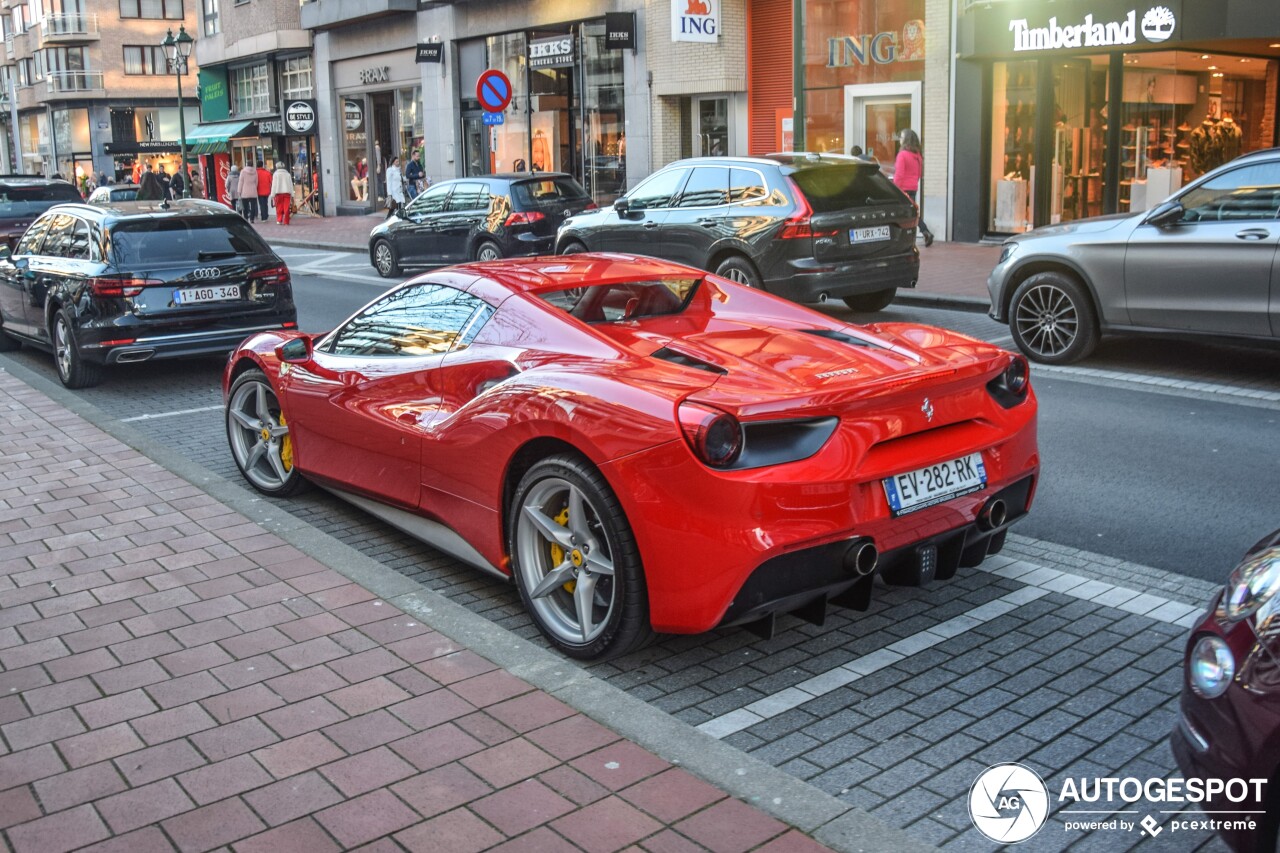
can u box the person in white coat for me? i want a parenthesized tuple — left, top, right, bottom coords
(384, 156, 405, 218)
(270, 163, 295, 225)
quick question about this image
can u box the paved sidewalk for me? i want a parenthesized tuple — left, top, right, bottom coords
(0, 370, 912, 852)
(248, 214, 998, 309)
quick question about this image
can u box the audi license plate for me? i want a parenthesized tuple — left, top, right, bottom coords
(174, 284, 239, 305)
(851, 226, 891, 243)
(882, 452, 987, 517)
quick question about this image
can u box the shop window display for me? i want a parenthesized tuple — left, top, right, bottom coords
(990, 60, 1036, 232)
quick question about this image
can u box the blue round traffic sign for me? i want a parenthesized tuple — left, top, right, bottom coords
(476, 69, 513, 113)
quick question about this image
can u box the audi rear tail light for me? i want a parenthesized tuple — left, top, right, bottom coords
(504, 211, 546, 227)
(250, 265, 290, 286)
(88, 276, 160, 298)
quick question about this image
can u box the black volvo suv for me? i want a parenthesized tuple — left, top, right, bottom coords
(556, 154, 920, 311)
(0, 200, 296, 388)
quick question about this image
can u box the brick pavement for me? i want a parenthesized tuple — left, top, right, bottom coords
(0, 369, 856, 853)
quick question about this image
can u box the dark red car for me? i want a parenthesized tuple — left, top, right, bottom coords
(1173, 528, 1280, 851)
(222, 254, 1038, 660)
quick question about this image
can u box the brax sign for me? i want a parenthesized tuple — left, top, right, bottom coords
(358, 66, 390, 84)
(1009, 5, 1177, 51)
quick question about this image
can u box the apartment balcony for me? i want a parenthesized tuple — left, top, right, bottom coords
(299, 0, 415, 32)
(39, 14, 100, 45)
(4, 34, 11, 59)
(45, 70, 105, 98)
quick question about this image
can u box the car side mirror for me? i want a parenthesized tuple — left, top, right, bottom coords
(0, 245, 9, 261)
(613, 197, 630, 215)
(14, 257, 29, 276)
(276, 335, 313, 363)
(1144, 200, 1184, 228)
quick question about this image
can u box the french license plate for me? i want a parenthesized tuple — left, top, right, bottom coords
(174, 284, 239, 305)
(851, 226, 891, 243)
(882, 452, 987, 517)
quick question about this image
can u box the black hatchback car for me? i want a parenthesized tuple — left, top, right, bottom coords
(556, 154, 920, 311)
(0, 176, 84, 250)
(0, 200, 296, 388)
(369, 173, 596, 277)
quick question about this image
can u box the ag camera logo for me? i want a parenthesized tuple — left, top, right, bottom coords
(969, 763, 1050, 843)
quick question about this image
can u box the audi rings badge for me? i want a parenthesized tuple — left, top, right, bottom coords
(191, 267, 223, 280)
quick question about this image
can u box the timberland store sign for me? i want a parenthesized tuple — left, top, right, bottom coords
(1008, 4, 1178, 52)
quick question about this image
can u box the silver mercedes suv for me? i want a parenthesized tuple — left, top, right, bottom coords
(988, 147, 1280, 364)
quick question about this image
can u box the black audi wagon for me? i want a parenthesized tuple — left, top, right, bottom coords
(0, 200, 297, 388)
(556, 154, 920, 311)
(368, 173, 595, 277)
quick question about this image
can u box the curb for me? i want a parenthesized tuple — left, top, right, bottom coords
(0, 354, 939, 853)
(895, 290, 989, 314)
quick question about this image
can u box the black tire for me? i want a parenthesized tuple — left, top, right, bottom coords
(842, 288, 897, 312)
(474, 240, 502, 262)
(1008, 271, 1100, 365)
(715, 255, 762, 288)
(559, 240, 588, 255)
(509, 453, 653, 661)
(225, 369, 308, 497)
(372, 239, 400, 278)
(51, 309, 102, 389)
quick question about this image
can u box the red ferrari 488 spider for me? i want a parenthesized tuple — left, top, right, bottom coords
(224, 254, 1038, 660)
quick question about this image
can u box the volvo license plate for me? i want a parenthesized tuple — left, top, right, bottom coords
(851, 226, 891, 243)
(882, 452, 987, 517)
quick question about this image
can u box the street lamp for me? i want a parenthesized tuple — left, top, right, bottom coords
(162, 25, 194, 198)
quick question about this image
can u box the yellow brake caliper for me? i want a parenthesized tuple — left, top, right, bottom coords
(548, 507, 576, 593)
(279, 414, 293, 471)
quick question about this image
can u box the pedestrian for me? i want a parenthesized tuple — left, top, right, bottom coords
(169, 166, 186, 199)
(156, 165, 172, 200)
(237, 161, 259, 222)
(226, 164, 241, 210)
(256, 161, 271, 222)
(271, 162, 295, 226)
(189, 167, 204, 200)
(404, 150, 424, 199)
(136, 169, 165, 201)
(384, 156, 405, 219)
(893, 128, 934, 247)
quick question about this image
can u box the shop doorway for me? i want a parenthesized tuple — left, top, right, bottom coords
(461, 112, 490, 177)
(371, 92, 396, 206)
(693, 96, 730, 157)
(845, 82, 921, 170)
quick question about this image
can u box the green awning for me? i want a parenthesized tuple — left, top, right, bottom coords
(183, 120, 254, 154)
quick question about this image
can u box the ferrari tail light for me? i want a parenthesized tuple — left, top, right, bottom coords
(583, 201, 598, 210)
(678, 401, 742, 468)
(89, 276, 159, 298)
(986, 353, 1030, 408)
(780, 179, 837, 240)
(505, 211, 546, 226)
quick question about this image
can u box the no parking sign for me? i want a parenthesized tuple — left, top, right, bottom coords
(476, 70, 513, 113)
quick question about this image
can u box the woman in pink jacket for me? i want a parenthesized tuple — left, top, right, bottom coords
(892, 128, 934, 247)
(236, 162, 259, 222)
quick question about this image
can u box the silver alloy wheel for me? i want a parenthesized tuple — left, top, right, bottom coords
(476, 242, 500, 262)
(721, 266, 753, 286)
(1013, 282, 1079, 358)
(227, 379, 293, 491)
(54, 315, 73, 380)
(515, 476, 616, 645)
(374, 241, 394, 276)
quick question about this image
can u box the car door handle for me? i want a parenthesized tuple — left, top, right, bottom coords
(642, 221, 659, 229)
(1236, 228, 1270, 240)
(698, 219, 717, 228)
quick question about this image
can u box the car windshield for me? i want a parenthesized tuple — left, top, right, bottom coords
(111, 218, 271, 265)
(511, 178, 589, 209)
(539, 278, 700, 323)
(0, 184, 83, 216)
(790, 164, 903, 213)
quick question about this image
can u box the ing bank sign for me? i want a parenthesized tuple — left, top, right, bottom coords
(827, 19, 926, 67)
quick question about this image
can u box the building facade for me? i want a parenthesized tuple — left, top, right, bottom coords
(953, 0, 1280, 241)
(0, 0, 200, 187)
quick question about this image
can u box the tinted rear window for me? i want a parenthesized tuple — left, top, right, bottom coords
(110, 218, 272, 265)
(790, 165, 903, 213)
(539, 278, 699, 324)
(0, 183, 83, 216)
(512, 178, 589, 209)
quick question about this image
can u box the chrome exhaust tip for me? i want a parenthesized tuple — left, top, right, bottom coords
(980, 498, 1008, 530)
(845, 539, 879, 577)
(114, 349, 155, 363)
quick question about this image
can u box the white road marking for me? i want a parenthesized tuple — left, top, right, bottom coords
(695, 553, 1205, 740)
(121, 405, 223, 422)
(1031, 362, 1280, 404)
